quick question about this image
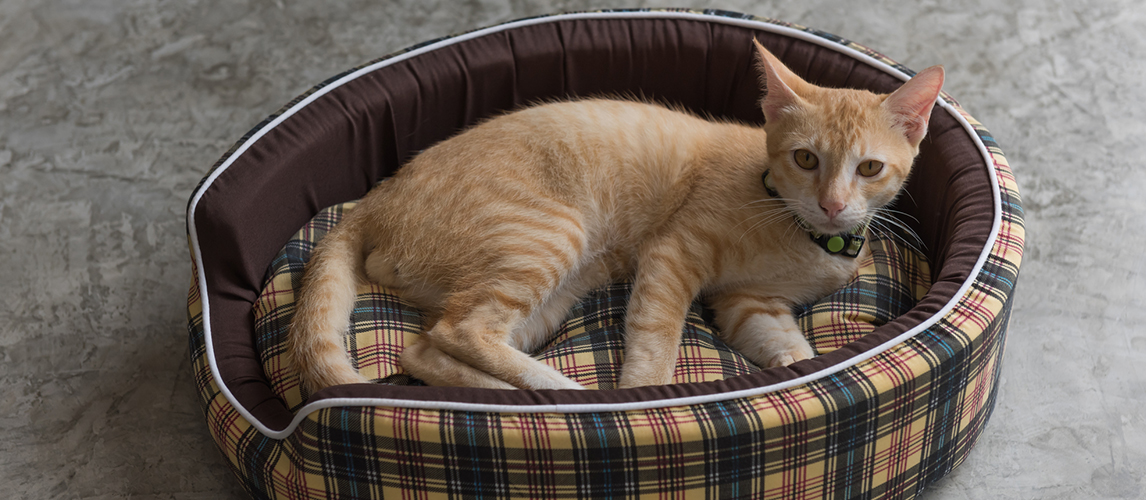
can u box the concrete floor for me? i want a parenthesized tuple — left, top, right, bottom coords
(1, 0, 1143, 498)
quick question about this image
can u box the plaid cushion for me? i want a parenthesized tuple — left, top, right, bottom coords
(253, 201, 931, 407)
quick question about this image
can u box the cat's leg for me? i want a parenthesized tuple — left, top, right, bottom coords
(400, 276, 587, 390)
(400, 338, 518, 390)
(617, 241, 705, 389)
(708, 291, 814, 367)
(366, 249, 517, 387)
(397, 200, 592, 390)
(405, 257, 607, 389)
(509, 284, 584, 355)
(510, 256, 613, 354)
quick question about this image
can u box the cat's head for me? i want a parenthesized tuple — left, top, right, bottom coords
(752, 39, 944, 236)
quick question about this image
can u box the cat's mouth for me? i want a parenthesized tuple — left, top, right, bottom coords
(805, 215, 863, 236)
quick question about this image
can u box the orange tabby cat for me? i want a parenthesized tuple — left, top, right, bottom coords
(288, 40, 944, 392)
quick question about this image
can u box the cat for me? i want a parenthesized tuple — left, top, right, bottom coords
(287, 40, 944, 393)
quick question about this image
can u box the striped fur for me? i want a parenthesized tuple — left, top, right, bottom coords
(288, 41, 945, 392)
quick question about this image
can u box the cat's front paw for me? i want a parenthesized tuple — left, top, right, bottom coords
(765, 342, 815, 368)
(301, 364, 372, 394)
(616, 359, 676, 389)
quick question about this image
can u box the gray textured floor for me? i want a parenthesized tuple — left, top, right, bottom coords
(1, 0, 1143, 498)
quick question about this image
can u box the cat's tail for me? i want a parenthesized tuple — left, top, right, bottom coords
(288, 222, 372, 394)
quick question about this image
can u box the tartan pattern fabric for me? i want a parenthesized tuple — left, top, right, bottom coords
(188, 9, 1024, 500)
(252, 201, 930, 406)
(533, 282, 763, 390)
(254, 202, 428, 407)
(798, 237, 931, 352)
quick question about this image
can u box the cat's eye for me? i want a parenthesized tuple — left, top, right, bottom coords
(858, 160, 884, 177)
(793, 149, 819, 170)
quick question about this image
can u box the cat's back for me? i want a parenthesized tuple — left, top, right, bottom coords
(409, 99, 719, 184)
(368, 99, 728, 224)
(349, 99, 738, 282)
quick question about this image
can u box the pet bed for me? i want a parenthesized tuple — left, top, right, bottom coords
(187, 9, 1023, 499)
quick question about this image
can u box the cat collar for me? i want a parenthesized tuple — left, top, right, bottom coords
(761, 169, 867, 258)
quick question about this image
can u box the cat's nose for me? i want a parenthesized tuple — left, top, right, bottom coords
(820, 201, 846, 220)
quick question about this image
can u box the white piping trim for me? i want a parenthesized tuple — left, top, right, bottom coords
(187, 11, 1003, 440)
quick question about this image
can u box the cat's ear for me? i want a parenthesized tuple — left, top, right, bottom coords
(882, 65, 945, 146)
(753, 39, 808, 123)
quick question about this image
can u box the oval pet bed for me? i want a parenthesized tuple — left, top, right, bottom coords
(187, 9, 1024, 499)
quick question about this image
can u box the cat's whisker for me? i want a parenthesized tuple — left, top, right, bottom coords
(739, 206, 794, 220)
(876, 224, 916, 260)
(867, 212, 924, 255)
(872, 210, 925, 251)
(874, 210, 923, 245)
(879, 207, 920, 225)
(737, 197, 799, 209)
(867, 220, 897, 253)
(784, 219, 803, 247)
(734, 197, 790, 210)
(900, 190, 920, 211)
(734, 206, 802, 243)
(736, 216, 778, 244)
(729, 206, 797, 235)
